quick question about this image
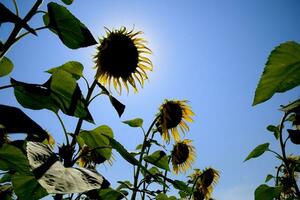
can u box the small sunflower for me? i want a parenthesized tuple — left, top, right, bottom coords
(192, 168, 220, 200)
(171, 139, 196, 174)
(94, 27, 152, 94)
(157, 100, 194, 142)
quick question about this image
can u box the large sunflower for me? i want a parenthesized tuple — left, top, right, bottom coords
(94, 27, 152, 94)
(190, 168, 220, 200)
(157, 100, 194, 142)
(171, 139, 196, 174)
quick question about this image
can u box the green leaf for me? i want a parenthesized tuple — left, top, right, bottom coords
(79, 125, 114, 162)
(155, 193, 177, 200)
(254, 184, 281, 200)
(171, 180, 192, 195)
(46, 2, 97, 49)
(12, 174, 48, 200)
(98, 188, 128, 200)
(281, 98, 300, 113)
(144, 150, 170, 171)
(141, 166, 162, 178)
(135, 144, 143, 150)
(266, 125, 280, 140)
(0, 184, 13, 200)
(122, 118, 143, 127)
(244, 143, 269, 162)
(0, 173, 12, 183)
(0, 144, 31, 174)
(116, 181, 132, 191)
(0, 104, 49, 142)
(46, 61, 83, 80)
(253, 41, 300, 105)
(61, 0, 73, 5)
(265, 174, 274, 183)
(0, 57, 13, 77)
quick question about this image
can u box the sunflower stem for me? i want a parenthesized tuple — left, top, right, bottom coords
(55, 112, 69, 146)
(131, 116, 159, 200)
(162, 156, 172, 193)
(12, 0, 19, 16)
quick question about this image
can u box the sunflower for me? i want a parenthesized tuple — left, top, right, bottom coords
(191, 168, 220, 200)
(171, 139, 196, 174)
(157, 100, 194, 142)
(94, 27, 152, 94)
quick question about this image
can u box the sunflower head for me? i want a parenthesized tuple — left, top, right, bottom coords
(192, 167, 219, 200)
(171, 139, 196, 174)
(157, 100, 194, 142)
(94, 27, 152, 94)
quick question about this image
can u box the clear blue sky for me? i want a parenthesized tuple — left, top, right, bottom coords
(1, 0, 300, 199)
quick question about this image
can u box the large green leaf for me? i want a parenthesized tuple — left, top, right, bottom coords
(144, 150, 170, 171)
(12, 174, 48, 200)
(46, 61, 83, 80)
(253, 41, 300, 105)
(79, 125, 114, 162)
(0, 104, 49, 141)
(244, 143, 269, 162)
(11, 69, 93, 123)
(46, 2, 97, 49)
(122, 118, 143, 128)
(254, 184, 281, 200)
(0, 57, 13, 77)
(0, 144, 31, 174)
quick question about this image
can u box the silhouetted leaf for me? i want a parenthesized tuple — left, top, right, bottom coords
(244, 143, 269, 162)
(98, 188, 128, 200)
(46, 2, 96, 49)
(61, 0, 73, 5)
(79, 125, 114, 162)
(144, 150, 170, 171)
(265, 174, 274, 183)
(253, 41, 300, 105)
(122, 118, 143, 128)
(254, 184, 281, 200)
(46, 61, 83, 80)
(0, 3, 36, 35)
(12, 174, 48, 200)
(287, 129, 300, 144)
(266, 125, 280, 140)
(0, 57, 13, 77)
(0, 104, 49, 142)
(109, 95, 125, 117)
(0, 144, 31, 174)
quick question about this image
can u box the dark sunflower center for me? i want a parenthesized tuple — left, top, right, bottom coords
(201, 169, 214, 188)
(164, 102, 183, 129)
(172, 143, 189, 165)
(99, 32, 139, 78)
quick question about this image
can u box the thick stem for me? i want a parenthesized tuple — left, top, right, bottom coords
(0, 0, 43, 58)
(279, 112, 300, 197)
(131, 116, 159, 200)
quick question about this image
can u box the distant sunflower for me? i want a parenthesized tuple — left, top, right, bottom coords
(94, 27, 152, 94)
(171, 139, 196, 174)
(192, 168, 220, 200)
(157, 100, 194, 142)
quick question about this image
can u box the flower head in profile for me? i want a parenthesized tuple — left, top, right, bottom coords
(157, 100, 194, 142)
(190, 167, 220, 200)
(94, 27, 152, 94)
(171, 139, 196, 174)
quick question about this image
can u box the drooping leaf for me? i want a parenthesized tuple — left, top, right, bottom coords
(253, 41, 300, 105)
(0, 104, 49, 141)
(46, 61, 83, 80)
(254, 184, 281, 200)
(98, 188, 128, 200)
(0, 57, 13, 77)
(244, 143, 269, 162)
(79, 125, 114, 162)
(122, 118, 143, 128)
(281, 98, 300, 113)
(109, 95, 125, 117)
(12, 174, 48, 200)
(46, 2, 97, 49)
(0, 144, 31, 174)
(61, 0, 74, 5)
(0, 3, 36, 35)
(144, 150, 170, 171)
(265, 174, 274, 183)
(287, 129, 300, 144)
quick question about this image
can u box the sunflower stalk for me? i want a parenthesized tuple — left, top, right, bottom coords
(131, 116, 160, 200)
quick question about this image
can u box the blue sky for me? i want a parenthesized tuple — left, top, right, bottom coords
(1, 0, 300, 199)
